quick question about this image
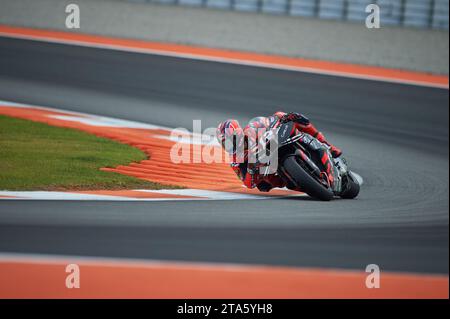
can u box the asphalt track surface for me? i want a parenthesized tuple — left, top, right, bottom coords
(0, 37, 448, 274)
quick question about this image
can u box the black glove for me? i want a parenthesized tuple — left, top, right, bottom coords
(281, 112, 310, 125)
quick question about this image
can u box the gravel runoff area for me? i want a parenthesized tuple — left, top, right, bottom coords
(0, 0, 448, 75)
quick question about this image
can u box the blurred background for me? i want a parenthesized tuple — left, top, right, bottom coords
(132, 0, 449, 30)
(0, 0, 449, 75)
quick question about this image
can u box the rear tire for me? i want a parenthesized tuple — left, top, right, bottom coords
(283, 156, 334, 201)
(340, 174, 360, 199)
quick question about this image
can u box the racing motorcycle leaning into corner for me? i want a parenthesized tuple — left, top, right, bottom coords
(252, 116, 360, 201)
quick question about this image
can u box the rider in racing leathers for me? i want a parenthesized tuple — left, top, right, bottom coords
(216, 112, 342, 192)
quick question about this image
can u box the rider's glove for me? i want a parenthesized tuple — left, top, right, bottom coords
(280, 112, 309, 125)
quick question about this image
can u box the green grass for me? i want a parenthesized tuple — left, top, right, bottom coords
(0, 115, 179, 191)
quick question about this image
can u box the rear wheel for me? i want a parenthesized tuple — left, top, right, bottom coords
(283, 156, 334, 201)
(340, 174, 360, 199)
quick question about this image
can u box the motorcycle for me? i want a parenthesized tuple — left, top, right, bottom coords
(256, 119, 360, 201)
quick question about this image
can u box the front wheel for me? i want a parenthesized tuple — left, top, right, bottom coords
(283, 156, 334, 201)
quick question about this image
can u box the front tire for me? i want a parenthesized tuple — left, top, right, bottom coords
(283, 156, 334, 201)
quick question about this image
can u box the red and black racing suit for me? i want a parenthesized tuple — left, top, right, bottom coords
(230, 112, 342, 192)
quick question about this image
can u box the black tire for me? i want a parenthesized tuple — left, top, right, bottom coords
(340, 174, 360, 199)
(283, 156, 334, 201)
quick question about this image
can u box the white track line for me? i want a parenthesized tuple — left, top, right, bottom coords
(0, 252, 271, 271)
(0, 191, 143, 201)
(0, 251, 347, 273)
(137, 189, 305, 200)
(0, 189, 304, 201)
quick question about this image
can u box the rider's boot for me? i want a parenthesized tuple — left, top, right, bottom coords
(257, 175, 285, 192)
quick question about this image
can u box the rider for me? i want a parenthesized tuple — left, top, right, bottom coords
(216, 111, 342, 192)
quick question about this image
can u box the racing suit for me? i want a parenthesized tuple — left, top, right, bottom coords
(230, 112, 342, 192)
